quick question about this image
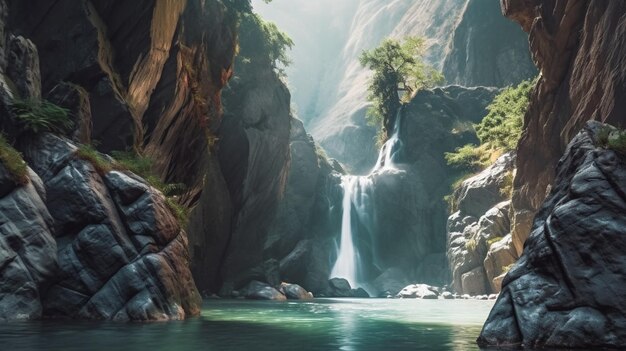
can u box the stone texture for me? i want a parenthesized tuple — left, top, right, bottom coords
(501, 0, 626, 258)
(443, 0, 536, 87)
(397, 284, 439, 299)
(479, 122, 626, 348)
(244, 281, 286, 301)
(0, 134, 201, 321)
(447, 153, 518, 295)
(280, 283, 313, 300)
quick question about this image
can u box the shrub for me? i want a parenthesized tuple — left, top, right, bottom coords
(597, 126, 626, 155)
(11, 98, 72, 135)
(499, 171, 514, 199)
(0, 134, 28, 185)
(476, 79, 535, 151)
(75, 145, 113, 175)
(111, 150, 189, 223)
(445, 144, 491, 172)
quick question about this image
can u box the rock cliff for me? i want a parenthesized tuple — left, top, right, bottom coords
(0, 0, 240, 321)
(8, 0, 239, 203)
(479, 122, 626, 348)
(503, 0, 626, 257)
(443, 0, 537, 86)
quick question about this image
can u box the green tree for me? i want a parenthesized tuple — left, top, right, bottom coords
(360, 37, 443, 138)
(237, 13, 294, 77)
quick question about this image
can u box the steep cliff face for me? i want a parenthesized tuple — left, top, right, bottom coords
(503, 0, 626, 256)
(443, 0, 536, 86)
(187, 13, 307, 295)
(0, 16, 200, 320)
(479, 122, 626, 348)
(0, 0, 240, 321)
(8, 0, 238, 204)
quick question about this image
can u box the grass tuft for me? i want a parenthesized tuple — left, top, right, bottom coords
(0, 134, 29, 185)
(75, 145, 112, 175)
(11, 98, 72, 135)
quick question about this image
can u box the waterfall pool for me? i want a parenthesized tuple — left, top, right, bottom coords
(0, 298, 498, 350)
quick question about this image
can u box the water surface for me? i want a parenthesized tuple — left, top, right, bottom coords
(0, 299, 497, 350)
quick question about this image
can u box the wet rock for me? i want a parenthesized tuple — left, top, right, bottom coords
(397, 284, 439, 299)
(326, 278, 353, 298)
(352, 288, 370, 298)
(245, 281, 286, 301)
(479, 122, 626, 348)
(280, 283, 313, 300)
(441, 292, 454, 300)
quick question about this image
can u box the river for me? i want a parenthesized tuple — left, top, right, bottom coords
(0, 298, 498, 350)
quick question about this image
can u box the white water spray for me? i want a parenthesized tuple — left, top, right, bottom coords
(330, 110, 404, 289)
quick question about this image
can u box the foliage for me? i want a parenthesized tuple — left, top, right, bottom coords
(597, 126, 626, 155)
(223, 0, 271, 15)
(0, 134, 28, 185)
(499, 171, 514, 199)
(111, 150, 189, 224)
(75, 145, 113, 175)
(445, 79, 535, 174)
(475, 79, 535, 151)
(237, 12, 293, 77)
(11, 98, 72, 135)
(359, 37, 444, 131)
(445, 144, 491, 172)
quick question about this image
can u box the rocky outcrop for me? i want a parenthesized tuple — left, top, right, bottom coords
(186, 13, 341, 296)
(442, 0, 536, 87)
(502, 0, 626, 257)
(8, 0, 239, 203)
(479, 122, 626, 349)
(447, 153, 517, 295)
(0, 135, 201, 321)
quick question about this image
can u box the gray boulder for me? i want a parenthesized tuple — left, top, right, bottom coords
(326, 278, 353, 297)
(280, 283, 313, 300)
(479, 122, 626, 348)
(245, 281, 286, 301)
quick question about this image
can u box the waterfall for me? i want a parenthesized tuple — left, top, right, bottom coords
(330, 109, 403, 290)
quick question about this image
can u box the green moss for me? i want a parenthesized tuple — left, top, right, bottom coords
(75, 145, 113, 175)
(11, 98, 72, 135)
(445, 144, 491, 172)
(487, 236, 504, 248)
(111, 150, 189, 224)
(0, 134, 29, 185)
(499, 171, 514, 199)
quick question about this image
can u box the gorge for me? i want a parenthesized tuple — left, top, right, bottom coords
(0, 0, 624, 350)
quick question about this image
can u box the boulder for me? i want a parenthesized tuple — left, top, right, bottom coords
(461, 267, 488, 296)
(397, 284, 439, 299)
(352, 288, 370, 298)
(280, 283, 313, 300)
(326, 278, 353, 297)
(483, 234, 517, 292)
(244, 281, 286, 301)
(479, 122, 626, 348)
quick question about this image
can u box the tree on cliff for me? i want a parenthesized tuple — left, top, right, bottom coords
(360, 37, 443, 140)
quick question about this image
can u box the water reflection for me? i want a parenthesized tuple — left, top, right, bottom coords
(0, 299, 517, 351)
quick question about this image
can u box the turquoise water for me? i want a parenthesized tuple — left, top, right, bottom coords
(0, 299, 497, 350)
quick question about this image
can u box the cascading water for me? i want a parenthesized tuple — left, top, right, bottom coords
(330, 109, 404, 289)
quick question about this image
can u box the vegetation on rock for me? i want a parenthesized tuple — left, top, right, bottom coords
(0, 134, 28, 185)
(445, 79, 535, 172)
(237, 12, 293, 77)
(597, 126, 626, 155)
(360, 36, 443, 139)
(10, 98, 72, 135)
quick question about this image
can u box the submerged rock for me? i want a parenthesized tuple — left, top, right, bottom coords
(479, 122, 626, 348)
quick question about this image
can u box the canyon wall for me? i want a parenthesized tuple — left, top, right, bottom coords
(0, 0, 240, 320)
(503, 0, 626, 257)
